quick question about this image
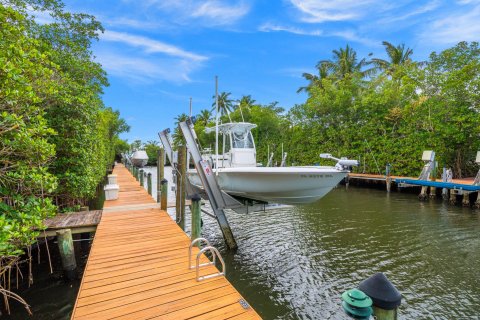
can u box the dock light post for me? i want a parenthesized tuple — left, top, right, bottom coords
(341, 289, 373, 320)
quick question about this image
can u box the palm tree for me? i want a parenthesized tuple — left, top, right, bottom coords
(211, 91, 233, 117)
(172, 113, 189, 146)
(297, 62, 330, 93)
(372, 41, 414, 74)
(145, 140, 158, 146)
(321, 44, 373, 80)
(238, 95, 256, 108)
(197, 109, 212, 126)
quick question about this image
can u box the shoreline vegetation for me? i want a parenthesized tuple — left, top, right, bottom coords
(165, 42, 480, 184)
(0, 0, 129, 314)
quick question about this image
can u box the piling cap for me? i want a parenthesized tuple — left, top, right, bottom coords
(160, 178, 168, 184)
(341, 289, 372, 319)
(358, 273, 401, 310)
(191, 193, 202, 202)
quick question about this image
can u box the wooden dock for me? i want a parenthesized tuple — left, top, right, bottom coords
(42, 210, 102, 237)
(348, 173, 475, 185)
(71, 164, 261, 320)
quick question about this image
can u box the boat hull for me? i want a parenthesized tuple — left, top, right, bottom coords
(188, 167, 347, 204)
(131, 150, 149, 167)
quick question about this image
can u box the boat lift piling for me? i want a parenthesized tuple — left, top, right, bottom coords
(157, 148, 164, 202)
(176, 146, 187, 230)
(418, 151, 435, 200)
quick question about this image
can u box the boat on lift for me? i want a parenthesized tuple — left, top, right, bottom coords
(187, 122, 357, 204)
(131, 150, 149, 167)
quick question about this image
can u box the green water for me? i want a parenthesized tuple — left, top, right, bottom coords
(4, 186, 480, 319)
(189, 187, 480, 319)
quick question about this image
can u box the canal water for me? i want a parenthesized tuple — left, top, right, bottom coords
(4, 167, 480, 319)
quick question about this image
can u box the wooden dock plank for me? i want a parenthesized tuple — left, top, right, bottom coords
(71, 164, 261, 320)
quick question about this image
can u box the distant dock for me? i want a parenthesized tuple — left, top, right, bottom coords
(71, 164, 261, 319)
(347, 173, 480, 207)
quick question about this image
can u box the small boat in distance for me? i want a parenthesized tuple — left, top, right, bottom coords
(131, 150, 148, 167)
(187, 122, 357, 204)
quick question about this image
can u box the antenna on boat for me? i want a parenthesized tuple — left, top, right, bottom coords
(189, 97, 192, 119)
(238, 102, 245, 122)
(215, 76, 219, 174)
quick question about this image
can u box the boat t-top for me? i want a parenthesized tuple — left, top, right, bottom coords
(187, 121, 357, 204)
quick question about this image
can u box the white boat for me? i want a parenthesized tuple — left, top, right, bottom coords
(131, 150, 148, 167)
(187, 122, 356, 205)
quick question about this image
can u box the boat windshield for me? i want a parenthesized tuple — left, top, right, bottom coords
(232, 131, 254, 148)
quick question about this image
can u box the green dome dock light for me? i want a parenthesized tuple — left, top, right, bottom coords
(359, 273, 402, 320)
(341, 288, 373, 319)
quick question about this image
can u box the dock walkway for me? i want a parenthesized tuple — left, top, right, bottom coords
(71, 164, 260, 320)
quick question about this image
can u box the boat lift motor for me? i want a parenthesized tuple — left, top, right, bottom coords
(320, 153, 359, 170)
(419, 150, 435, 180)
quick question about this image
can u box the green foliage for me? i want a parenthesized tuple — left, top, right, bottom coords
(0, 1, 128, 266)
(0, 5, 57, 257)
(183, 42, 480, 179)
(144, 141, 160, 166)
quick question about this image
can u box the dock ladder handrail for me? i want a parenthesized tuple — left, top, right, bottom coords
(195, 246, 226, 281)
(188, 238, 226, 281)
(188, 237, 214, 269)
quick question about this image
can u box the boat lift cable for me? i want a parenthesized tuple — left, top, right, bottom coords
(364, 139, 382, 175)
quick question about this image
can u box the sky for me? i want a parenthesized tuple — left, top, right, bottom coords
(57, 0, 480, 143)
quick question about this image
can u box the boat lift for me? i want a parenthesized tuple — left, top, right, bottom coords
(159, 123, 243, 250)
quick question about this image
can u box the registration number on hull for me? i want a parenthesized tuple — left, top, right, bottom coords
(300, 174, 333, 178)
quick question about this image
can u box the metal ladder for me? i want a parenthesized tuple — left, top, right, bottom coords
(188, 238, 226, 281)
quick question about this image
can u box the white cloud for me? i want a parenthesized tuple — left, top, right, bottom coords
(191, 1, 250, 23)
(101, 30, 207, 61)
(96, 52, 200, 83)
(259, 23, 323, 36)
(103, 17, 166, 30)
(144, 0, 250, 26)
(420, 5, 480, 44)
(385, 1, 440, 23)
(289, 0, 377, 23)
(258, 23, 377, 46)
(330, 30, 378, 47)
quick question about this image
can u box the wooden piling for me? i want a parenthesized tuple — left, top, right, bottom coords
(449, 190, 456, 205)
(373, 306, 397, 320)
(429, 162, 437, 198)
(462, 193, 470, 207)
(133, 167, 138, 181)
(386, 164, 392, 193)
(139, 169, 144, 187)
(147, 172, 152, 195)
(191, 194, 202, 244)
(157, 148, 165, 202)
(56, 229, 76, 280)
(475, 192, 480, 209)
(176, 146, 186, 229)
(160, 178, 168, 210)
(418, 186, 428, 201)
